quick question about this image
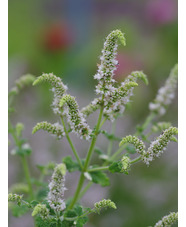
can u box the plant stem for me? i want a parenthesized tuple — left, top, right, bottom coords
(67, 172, 85, 210)
(9, 120, 34, 199)
(83, 104, 104, 171)
(130, 156, 141, 164)
(21, 155, 34, 200)
(61, 116, 83, 170)
(78, 182, 93, 200)
(68, 98, 105, 210)
(88, 166, 109, 172)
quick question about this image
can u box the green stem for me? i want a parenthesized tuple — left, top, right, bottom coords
(61, 117, 83, 170)
(9, 120, 34, 199)
(78, 182, 93, 200)
(21, 156, 34, 200)
(67, 172, 85, 210)
(88, 166, 109, 172)
(130, 156, 141, 164)
(84, 104, 104, 171)
(68, 98, 105, 210)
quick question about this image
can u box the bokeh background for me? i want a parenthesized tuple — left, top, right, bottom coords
(8, 0, 178, 226)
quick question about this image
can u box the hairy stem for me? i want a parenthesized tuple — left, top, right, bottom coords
(61, 116, 83, 170)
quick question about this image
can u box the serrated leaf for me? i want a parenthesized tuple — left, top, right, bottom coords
(63, 156, 81, 172)
(89, 171, 110, 187)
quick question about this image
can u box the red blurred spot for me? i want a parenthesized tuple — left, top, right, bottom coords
(43, 23, 74, 52)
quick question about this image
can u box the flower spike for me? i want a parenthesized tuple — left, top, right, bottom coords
(94, 199, 117, 214)
(94, 29, 126, 96)
(119, 135, 146, 155)
(154, 212, 178, 227)
(48, 164, 67, 213)
(149, 64, 178, 116)
(60, 94, 92, 140)
(32, 204, 50, 220)
(32, 121, 65, 139)
(33, 73, 68, 115)
(143, 127, 178, 165)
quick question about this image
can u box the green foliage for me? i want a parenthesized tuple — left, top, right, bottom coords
(89, 171, 110, 187)
(63, 156, 81, 172)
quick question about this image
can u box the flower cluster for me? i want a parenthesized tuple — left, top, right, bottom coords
(116, 71, 148, 115)
(15, 74, 36, 90)
(32, 204, 50, 220)
(119, 135, 146, 155)
(154, 212, 178, 227)
(120, 156, 131, 174)
(8, 193, 23, 206)
(60, 95, 92, 140)
(94, 199, 117, 214)
(94, 29, 126, 95)
(32, 121, 65, 139)
(48, 163, 67, 214)
(149, 64, 178, 116)
(33, 73, 68, 115)
(143, 127, 178, 165)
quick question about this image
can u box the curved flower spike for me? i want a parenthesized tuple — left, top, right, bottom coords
(94, 199, 117, 214)
(33, 73, 68, 115)
(15, 74, 36, 90)
(119, 135, 146, 155)
(154, 212, 178, 227)
(143, 127, 178, 165)
(32, 121, 65, 139)
(48, 163, 67, 214)
(94, 30, 126, 96)
(60, 95, 92, 140)
(32, 204, 50, 220)
(149, 64, 178, 116)
(130, 71, 148, 85)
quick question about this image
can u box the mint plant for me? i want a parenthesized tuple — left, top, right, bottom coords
(8, 30, 178, 227)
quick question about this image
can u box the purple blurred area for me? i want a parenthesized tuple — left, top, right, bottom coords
(9, 0, 178, 226)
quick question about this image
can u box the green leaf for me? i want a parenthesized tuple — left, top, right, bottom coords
(89, 171, 110, 187)
(76, 216, 89, 227)
(63, 156, 81, 172)
(109, 162, 122, 173)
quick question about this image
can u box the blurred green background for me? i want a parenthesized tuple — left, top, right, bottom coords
(8, 0, 178, 226)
